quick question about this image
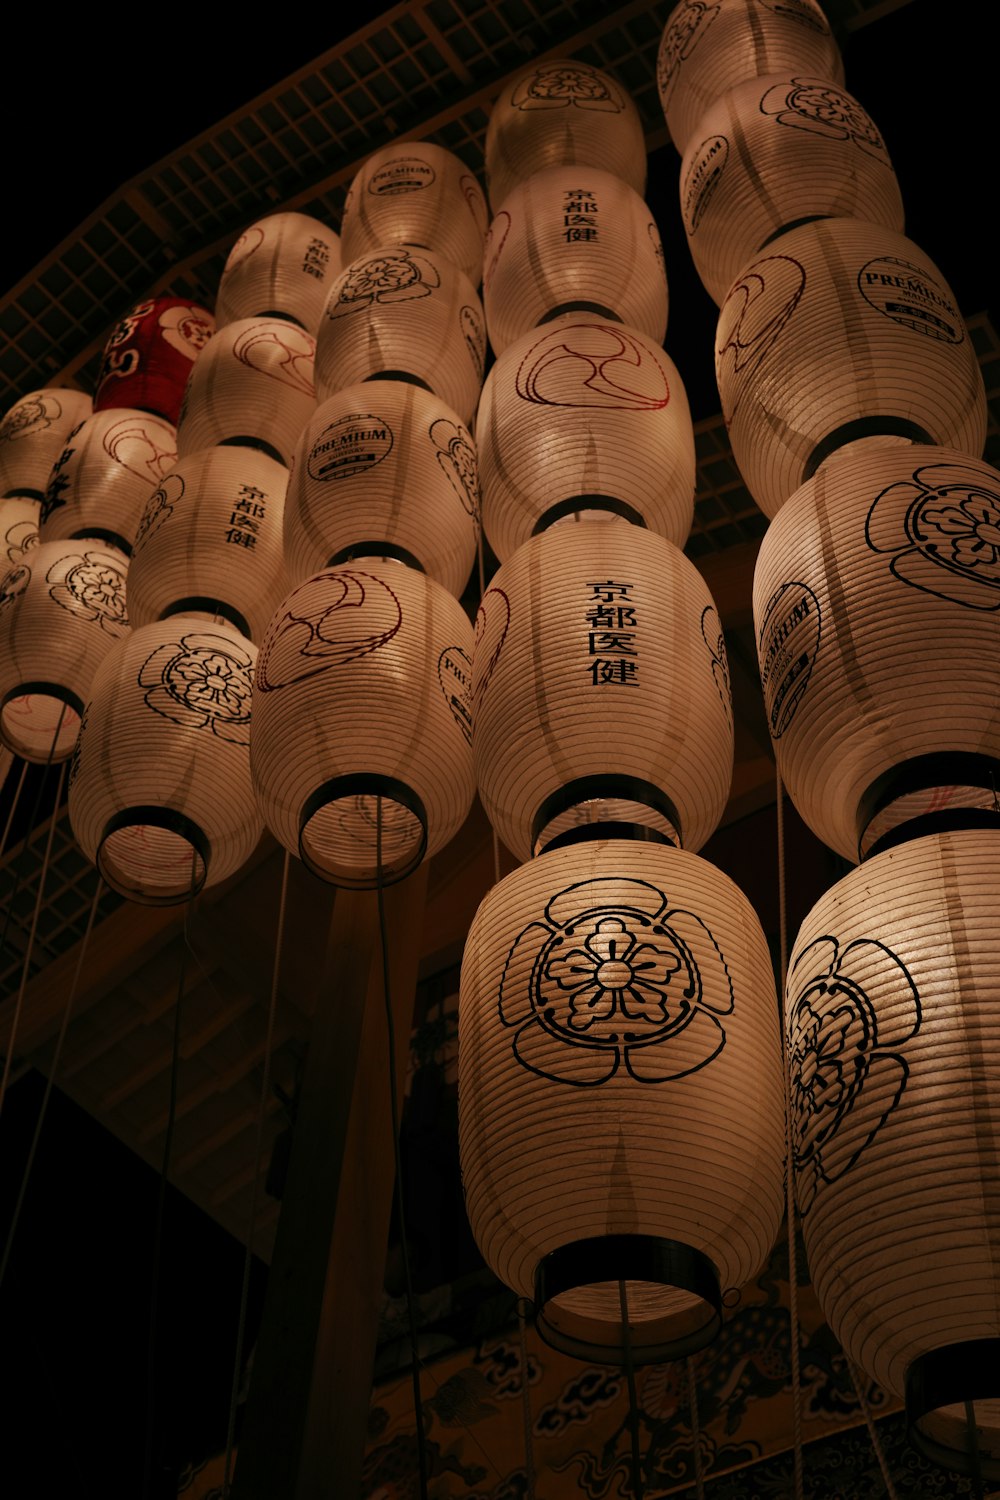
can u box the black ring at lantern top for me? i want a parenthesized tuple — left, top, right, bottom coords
(906, 1339, 1000, 1480)
(297, 772, 428, 890)
(363, 371, 434, 394)
(326, 542, 425, 573)
(97, 805, 210, 906)
(530, 495, 647, 537)
(537, 301, 623, 325)
(162, 598, 252, 641)
(254, 309, 307, 329)
(758, 213, 828, 251)
(534, 1234, 722, 1365)
(218, 436, 288, 467)
(858, 751, 1000, 860)
(68, 526, 132, 556)
(532, 774, 682, 857)
(2, 486, 45, 502)
(802, 416, 931, 485)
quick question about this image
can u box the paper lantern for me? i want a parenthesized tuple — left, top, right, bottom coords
(484, 58, 647, 212)
(0, 497, 40, 564)
(657, 0, 844, 156)
(251, 563, 475, 887)
(753, 442, 1000, 862)
(0, 388, 92, 500)
(0, 539, 128, 762)
(175, 316, 316, 468)
(39, 407, 177, 552)
(93, 297, 214, 426)
(477, 315, 695, 559)
(215, 212, 342, 335)
(482, 166, 668, 357)
(786, 827, 1000, 1477)
(460, 836, 785, 1362)
(340, 143, 488, 286)
(127, 446, 291, 643)
(314, 246, 485, 426)
(680, 72, 904, 306)
(715, 218, 987, 518)
(68, 618, 262, 904)
(284, 382, 478, 598)
(474, 523, 733, 861)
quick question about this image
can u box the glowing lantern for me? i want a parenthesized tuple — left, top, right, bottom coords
(215, 212, 342, 335)
(93, 297, 214, 426)
(0, 388, 92, 500)
(39, 407, 177, 552)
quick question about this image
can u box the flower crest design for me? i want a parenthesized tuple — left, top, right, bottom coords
(330, 251, 439, 318)
(786, 934, 921, 1213)
(47, 551, 128, 636)
(431, 417, 479, 518)
(138, 632, 254, 745)
(865, 461, 1000, 610)
(133, 473, 185, 554)
(513, 65, 622, 112)
(760, 77, 887, 158)
(0, 394, 55, 445)
(499, 876, 733, 1087)
(0, 563, 31, 612)
(657, 3, 719, 104)
(700, 604, 732, 726)
(4, 520, 38, 563)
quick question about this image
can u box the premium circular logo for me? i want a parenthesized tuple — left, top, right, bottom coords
(369, 156, 435, 195)
(858, 255, 962, 343)
(757, 581, 821, 738)
(307, 415, 394, 482)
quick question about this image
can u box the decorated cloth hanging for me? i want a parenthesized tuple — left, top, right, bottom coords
(39, 407, 177, 553)
(215, 212, 342, 335)
(0, 387, 92, 501)
(93, 297, 214, 426)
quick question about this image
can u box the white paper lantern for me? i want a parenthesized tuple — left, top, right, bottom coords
(340, 143, 488, 286)
(754, 442, 1000, 862)
(0, 388, 92, 500)
(314, 246, 485, 426)
(0, 539, 128, 762)
(484, 58, 647, 212)
(657, 0, 844, 156)
(483, 167, 668, 357)
(285, 382, 478, 598)
(474, 523, 733, 861)
(175, 316, 316, 467)
(251, 563, 475, 886)
(715, 218, 987, 518)
(128, 446, 291, 643)
(460, 837, 785, 1362)
(215, 212, 342, 335)
(0, 497, 40, 564)
(786, 827, 1000, 1477)
(477, 315, 695, 559)
(68, 617, 262, 903)
(39, 407, 177, 552)
(680, 72, 904, 306)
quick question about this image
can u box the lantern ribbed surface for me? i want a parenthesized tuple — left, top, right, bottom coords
(93, 297, 214, 426)
(0, 497, 40, 565)
(285, 382, 478, 598)
(127, 446, 291, 644)
(786, 828, 1000, 1473)
(473, 524, 733, 861)
(0, 388, 92, 500)
(314, 246, 485, 426)
(460, 837, 785, 1362)
(39, 407, 177, 552)
(0, 539, 128, 762)
(657, 0, 844, 156)
(484, 58, 647, 212)
(175, 316, 316, 468)
(715, 218, 987, 518)
(251, 563, 475, 887)
(483, 167, 668, 357)
(681, 72, 904, 306)
(477, 315, 694, 559)
(753, 443, 1000, 862)
(68, 617, 262, 904)
(215, 212, 341, 335)
(340, 143, 488, 286)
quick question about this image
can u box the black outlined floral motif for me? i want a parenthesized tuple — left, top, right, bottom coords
(759, 76, 888, 158)
(255, 570, 402, 693)
(0, 563, 30, 612)
(232, 322, 315, 396)
(133, 473, 185, 554)
(657, 2, 720, 106)
(47, 551, 128, 636)
(786, 934, 921, 1213)
(0, 393, 59, 445)
(138, 632, 254, 745)
(511, 64, 624, 112)
(499, 875, 733, 1086)
(866, 460, 1000, 609)
(430, 417, 479, 518)
(3, 519, 38, 564)
(329, 251, 439, 318)
(701, 604, 732, 726)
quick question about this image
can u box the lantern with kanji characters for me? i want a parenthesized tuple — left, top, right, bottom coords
(215, 212, 342, 335)
(39, 407, 177, 553)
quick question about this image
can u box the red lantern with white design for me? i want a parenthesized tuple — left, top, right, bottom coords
(93, 297, 214, 426)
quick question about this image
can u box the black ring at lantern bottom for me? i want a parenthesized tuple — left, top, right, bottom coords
(533, 1234, 722, 1365)
(68, 526, 132, 556)
(531, 495, 647, 536)
(858, 751, 1000, 859)
(218, 435, 287, 467)
(97, 806, 210, 906)
(537, 302, 623, 325)
(325, 542, 425, 573)
(532, 775, 682, 857)
(802, 416, 931, 484)
(162, 598, 252, 640)
(0, 682, 84, 763)
(298, 773, 428, 890)
(363, 370, 434, 394)
(906, 1340, 1000, 1480)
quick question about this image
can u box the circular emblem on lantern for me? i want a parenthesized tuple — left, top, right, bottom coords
(46, 549, 128, 636)
(865, 460, 1000, 609)
(657, 2, 718, 105)
(138, 631, 254, 745)
(430, 417, 478, 517)
(0, 394, 59, 446)
(255, 570, 403, 692)
(329, 250, 439, 317)
(858, 255, 963, 343)
(307, 414, 394, 482)
(369, 156, 436, 194)
(437, 645, 472, 743)
(760, 76, 887, 157)
(757, 581, 821, 738)
(510, 63, 624, 112)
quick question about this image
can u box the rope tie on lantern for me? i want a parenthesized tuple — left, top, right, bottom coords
(0, 758, 28, 862)
(686, 1357, 706, 1500)
(846, 1358, 899, 1500)
(618, 1279, 645, 1500)
(517, 1297, 537, 1500)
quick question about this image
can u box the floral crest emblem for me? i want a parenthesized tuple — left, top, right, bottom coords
(0, 394, 58, 445)
(138, 632, 254, 745)
(512, 64, 623, 112)
(3, 518, 38, 564)
(866, 461, 1000, 610)
(499, 876, 733, 1087)
(657, 2, 719, 105)
(329, 251, 439, 319)
(47, 550, 128, 636)
(759, 76, 887, 158)
(133, 474, 185, 555)
(0, 563, 31, 612)
(700, 604, 732, 726)
(430, 417, 479, 519)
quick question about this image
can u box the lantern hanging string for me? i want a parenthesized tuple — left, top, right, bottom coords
(618, 1279, 644, 1500)
(0, 757, 28, 863)
(846, 1358, 899, 1500)
(965, 1400, 986, 1500)
(475, 520, 502, 887)
(686, 1357, 706, 1500)
(517, 1297, 537, 1500)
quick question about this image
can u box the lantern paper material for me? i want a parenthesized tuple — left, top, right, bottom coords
(477, 315, 695, 559)
(0, 497, 40, 564)
(340, 143, 488, 287)
(215, 212, 342, 335)
(715, 218, 987, 518)
(657, 0, 844, 156)
(459, 837, 786, 1362)
(0, 388, 92, 500)
(0, 539, 128, 762)
(39, 407, 177, 552)
(251, 563, 476, 887)
(483, 167, 668, 357)
(314, 246, 486, 426)
(473, 523, 733, 860)
(484, 58, 647, 212)
(681, 72, 904, 306)
(786, 827, 1000, 1475)
(69, 617, 262, 904)
(128, 446, 291, 644)
(285, 382, 478, 598)
(175, 316, 316, 468)
(753, 442, 1000, 861)
(93, 297, 214, 426)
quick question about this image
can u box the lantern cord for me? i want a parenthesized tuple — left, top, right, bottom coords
(376, 796, 430, 1500)
(845, 1359, 898, 1499)
(617, 1280, 644, 1500)
(0, 702, 67, 997)
(0, 756, 28, 863)
(0, 874, 103, 1296)
(222, 850, 290, 1500)
(516, 1298, 537, 1500)
(966, 1400, 985, 1500)
(685, 1358, 706, 1500)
